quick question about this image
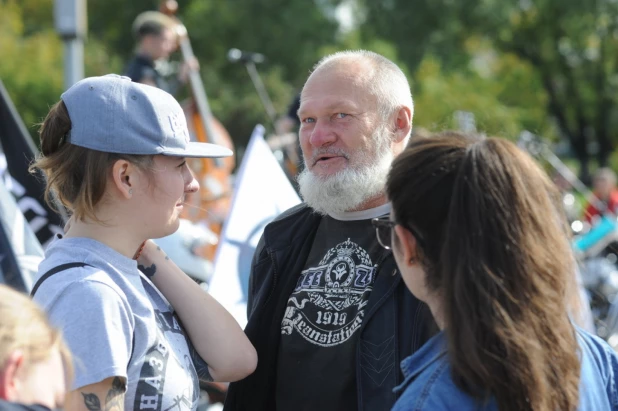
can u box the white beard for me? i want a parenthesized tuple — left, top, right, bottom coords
(298, 126, 394, 216)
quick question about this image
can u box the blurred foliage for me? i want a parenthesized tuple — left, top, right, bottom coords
(1, 0, 340, 152)
(411, 50, 552, 140)
(0, 1, 63, 134)
(352, 0, 618, 181)
(3, 0, 618, 180)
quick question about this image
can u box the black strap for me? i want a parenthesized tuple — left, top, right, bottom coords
(30, 262, 92, 297)
(30, 261, 137, 368)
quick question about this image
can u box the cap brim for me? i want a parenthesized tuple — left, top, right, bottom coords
(162, 142, 233, 158)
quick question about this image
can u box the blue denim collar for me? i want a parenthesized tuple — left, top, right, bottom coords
(394, 330, 447, 394)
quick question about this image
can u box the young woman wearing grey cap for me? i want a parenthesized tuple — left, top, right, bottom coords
(30, 74, 257, 411)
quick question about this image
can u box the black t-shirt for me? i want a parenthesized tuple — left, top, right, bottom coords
(123, 55, 180, 95)
(275, 208, 389, 411)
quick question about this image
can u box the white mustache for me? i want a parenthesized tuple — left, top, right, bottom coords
(310, 147, 350, 166)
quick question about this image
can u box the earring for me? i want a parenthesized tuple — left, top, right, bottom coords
(129, 188, 133, 195)
(409, 257, 416, 264)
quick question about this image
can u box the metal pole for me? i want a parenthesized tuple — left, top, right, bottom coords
(519, 131, 611, 217)
(55, 0, 87, 90)
(244, 61, 279, 133)
(64, 38, 84, 90)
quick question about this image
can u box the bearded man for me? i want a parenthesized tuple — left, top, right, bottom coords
(224, 50, 436, 411)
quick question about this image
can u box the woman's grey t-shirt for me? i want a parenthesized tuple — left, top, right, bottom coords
(33, 237, 199, 411)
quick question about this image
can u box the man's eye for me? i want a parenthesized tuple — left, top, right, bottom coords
(335, 113, 348, 119)
(302, 117, 316, 124)
(177, 160, 187, 168)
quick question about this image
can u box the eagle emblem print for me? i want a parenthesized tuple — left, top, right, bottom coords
(281, 239, 376, 347)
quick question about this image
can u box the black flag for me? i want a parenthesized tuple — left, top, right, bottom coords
(0, 179, 44, 292)
(0, 79, 65, 248)
(0, 212, 28, 292)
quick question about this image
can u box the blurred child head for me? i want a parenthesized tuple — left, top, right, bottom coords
(0, 285, 72, 408)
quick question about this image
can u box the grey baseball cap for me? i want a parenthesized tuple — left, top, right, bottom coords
(61, 74, 232, 158)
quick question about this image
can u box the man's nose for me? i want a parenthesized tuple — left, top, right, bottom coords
(309, 119, 336, 148)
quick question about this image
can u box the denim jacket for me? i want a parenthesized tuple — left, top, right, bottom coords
(392, 328, 618, 410)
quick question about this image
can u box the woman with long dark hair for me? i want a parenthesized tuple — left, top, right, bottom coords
(376, 131, 618, 410)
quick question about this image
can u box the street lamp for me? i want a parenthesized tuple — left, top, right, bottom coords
(54, 0, 87, 90)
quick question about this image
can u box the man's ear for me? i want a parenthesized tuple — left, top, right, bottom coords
(111, 160, 136, 199)
(394, 224, 418, 266)
(392, 106, 412, 144)
(0, 350, 24, 401)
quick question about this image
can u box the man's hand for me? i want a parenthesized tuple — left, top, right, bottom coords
(178, 57, 199, 83)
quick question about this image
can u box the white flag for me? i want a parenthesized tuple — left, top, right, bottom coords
(208, 125, 301, 327)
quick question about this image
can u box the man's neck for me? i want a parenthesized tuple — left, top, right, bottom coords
(327, 194, 390, 221)
(348, 193, 388, 212)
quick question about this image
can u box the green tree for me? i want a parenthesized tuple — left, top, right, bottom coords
(351, 0, 618, 180)
(85, 0, 341, 149)
(0, 0, 129, 143)
(412, 52, 552, 139)
(2, 0, 343, 151)
(329, 11, 551, 141)
(0, 0, 64, 137)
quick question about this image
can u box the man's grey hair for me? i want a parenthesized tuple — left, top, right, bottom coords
(310, 50, 414, 143)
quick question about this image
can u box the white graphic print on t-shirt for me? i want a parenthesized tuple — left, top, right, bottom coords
(281, 238, 376, 347)
(134, 309, 199, 411)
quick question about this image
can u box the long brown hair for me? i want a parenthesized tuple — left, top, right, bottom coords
(387, 131, 580, 410)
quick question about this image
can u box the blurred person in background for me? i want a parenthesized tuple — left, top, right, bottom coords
(584, 167, 618, 224)
(0, 284, 72, 411)
(382, 131, 618, 410)
(272, 93, 303, 182)
(124, 11, 196, 95)
(275, 93, 301, 135)
(30, 74, 256, 411)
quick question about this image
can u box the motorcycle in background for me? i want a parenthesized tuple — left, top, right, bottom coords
(519, 131, 618, 350)
(573, 216, 618, 349)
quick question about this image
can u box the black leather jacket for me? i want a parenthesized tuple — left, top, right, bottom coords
(224, 204, 436, 411)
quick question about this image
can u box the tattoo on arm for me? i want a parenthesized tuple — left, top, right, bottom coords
(138, 246, 172, 277)
(81, 377, 126, 411)
(105, 377, 126, 410)
(81, 393, 101, 411)
(138, 263, 157, 278)
(157, 246, 170, 260)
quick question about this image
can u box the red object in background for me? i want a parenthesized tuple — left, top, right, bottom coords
(584, 190, 618, 223)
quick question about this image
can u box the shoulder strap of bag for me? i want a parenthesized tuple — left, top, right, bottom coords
(29, 261, 137, 366)
(30, 262, 92, 297)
